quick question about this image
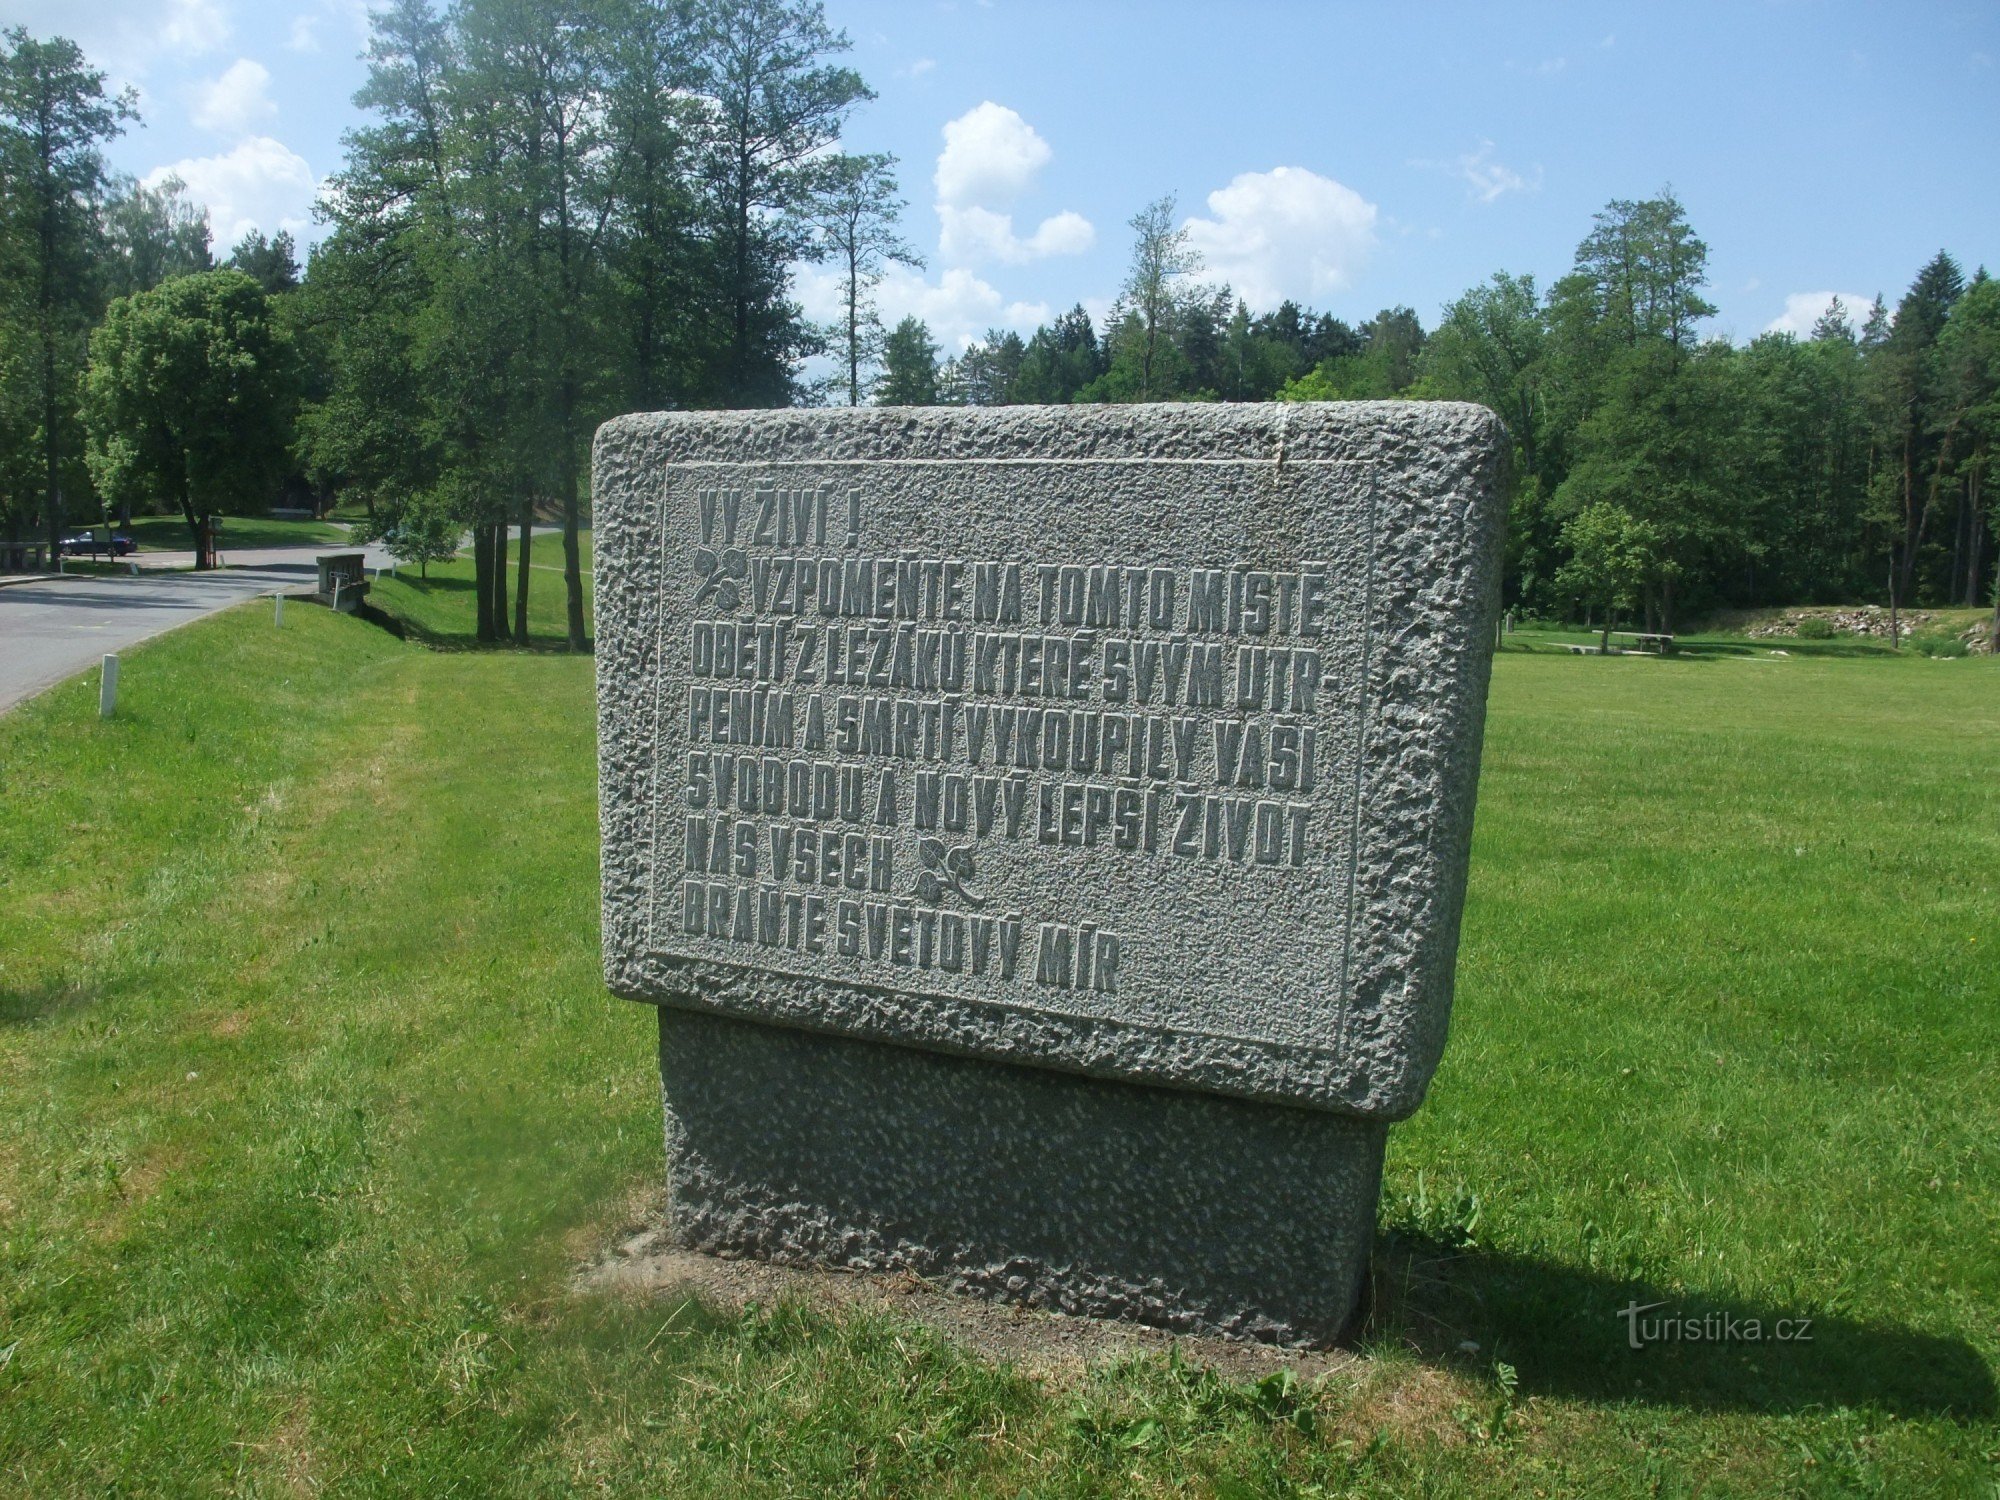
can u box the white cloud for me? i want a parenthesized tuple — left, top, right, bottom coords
(192, 59, 276, 136)
(877, 264, 1049, 350)
(902, 57, 937, 77)
(1765, 291, 1869, 338)
(145, 136, 317, 248)
(930, 102, 1092, 267)
(289, 16, 322, 53)
(161, 0, 232, 56)
(1455, 140, 1539, 204)
(795, 263, 1048, 354)
(938, 204, 1094, 266)
(934, 102, 1050, 208)
(1180, 167, 1378, 312)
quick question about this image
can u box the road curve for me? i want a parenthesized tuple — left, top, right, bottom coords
(0, 547, 392, 715)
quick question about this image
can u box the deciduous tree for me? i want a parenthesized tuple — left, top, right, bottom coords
(813, 151, 920, 405)
(81, 270, 298, 565)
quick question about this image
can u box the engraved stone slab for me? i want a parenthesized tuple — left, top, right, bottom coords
(595, 404, 1505, 1119)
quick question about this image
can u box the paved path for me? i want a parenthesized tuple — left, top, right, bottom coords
(0, 544, 392, 715)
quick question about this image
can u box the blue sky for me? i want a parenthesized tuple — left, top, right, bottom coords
(12, 0, 1997, 353)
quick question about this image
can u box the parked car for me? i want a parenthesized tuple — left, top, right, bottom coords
(58, 531, 136, 558)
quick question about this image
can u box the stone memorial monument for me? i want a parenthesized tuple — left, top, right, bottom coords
(594, 403, 1505, 1345)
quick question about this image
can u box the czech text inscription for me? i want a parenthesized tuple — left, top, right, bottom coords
(650, 469, 1374, 1029)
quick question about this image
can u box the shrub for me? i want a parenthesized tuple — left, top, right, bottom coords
(1906, 630, 1967, 658)
(1792, 617, 1836, 640)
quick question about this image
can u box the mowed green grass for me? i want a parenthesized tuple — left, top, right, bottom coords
(121, 513, 354, 553)
(0, 591, 1994, 1495)
(371, 539, 592, 647)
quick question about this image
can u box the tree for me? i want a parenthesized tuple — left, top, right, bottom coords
(102, 174, 212, 297)
(1874, 251, 1965, 618)
(1012, 305, 1103, 404)
(1421, 273, 1549, 605)
(1556, 502, 1658, 653)
(944, 327, 1024, 406)
(874, 316, 938, 406)
(700, 0, 870, 405)
(455, 0, 622, 651)
(1542, 193, 1731, 631)
(1109, 194, 1200, 400)
(379, 491, 459, 577)
(1935, 272, 2000, 607)
(81, 270, 298, 566)
(600, 0, 713, 411)
(814, 151, 920, 405)
(226, 228, 298, 293)
(0, 27, 136, 560)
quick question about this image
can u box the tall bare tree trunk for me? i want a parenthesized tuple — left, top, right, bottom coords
(514, 504, 532, 644)
(1887, 555, 1900, 650)
(40, 323, 60, 565)
(1965, 460, 1985, 608)
(473, 522, 495, 642)
(493, 523, 508, 638)
(562, 433, 585, 650)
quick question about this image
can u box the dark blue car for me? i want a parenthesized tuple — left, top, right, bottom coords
(59, 531, 137, 558)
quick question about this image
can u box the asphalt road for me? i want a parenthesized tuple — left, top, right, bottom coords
(0, 545, 392, 715)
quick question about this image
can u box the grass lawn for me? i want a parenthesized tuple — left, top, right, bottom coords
(123, 513, 353, 553)
(0, 589, 1994, 1495)
(371, 541, 594, 647)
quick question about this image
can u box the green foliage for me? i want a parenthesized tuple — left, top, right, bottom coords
(80, 269, 299, 546)
(1008, 304, 1104, 404)
(225, 227, 297, 294)
(1099, 193, 1203, 401)
(1904, 627, 1968, 657)
(378, 496, 461, 577)
(1792, 616, 1837, 639)
(98, 174, 212, 298)
(0, 25, 136, 544)
(1555, 501, 1659, 646)
(874, 315, 940, 405)
(813, 152, 921, 406)
(941, 326, 1023, 406)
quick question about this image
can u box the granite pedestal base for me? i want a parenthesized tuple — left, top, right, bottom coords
(656, 1006, 1386, 1347)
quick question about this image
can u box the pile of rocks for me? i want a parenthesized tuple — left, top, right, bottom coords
(1745, 607, 1936, 641)
(1741, 606, 1994, 653)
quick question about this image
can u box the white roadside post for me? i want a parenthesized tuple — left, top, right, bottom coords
(274, 592, 285, 627)
(99, 654, 119, 719)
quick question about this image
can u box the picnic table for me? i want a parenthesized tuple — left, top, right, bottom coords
(1613, 631, 1676, 655)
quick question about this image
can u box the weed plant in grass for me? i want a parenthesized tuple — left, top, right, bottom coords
(0, 586, 1993, 1495)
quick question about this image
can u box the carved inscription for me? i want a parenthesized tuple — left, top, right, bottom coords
(661, 480, 1352, 1006)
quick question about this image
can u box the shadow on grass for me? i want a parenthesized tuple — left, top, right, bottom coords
(0, 979, 98, 1027)
(354, 596, 592, 655)
(1499, 636, 1906, 661)
(1361, 1228, 1995, 1421)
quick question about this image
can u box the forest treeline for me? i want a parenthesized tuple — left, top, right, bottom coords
(3, 7, 1994, 645)
(909, 196, 1997, 633)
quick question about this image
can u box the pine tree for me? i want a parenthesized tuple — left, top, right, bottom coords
(0, 27, 135, 559)
(874, 316, 938, 406)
